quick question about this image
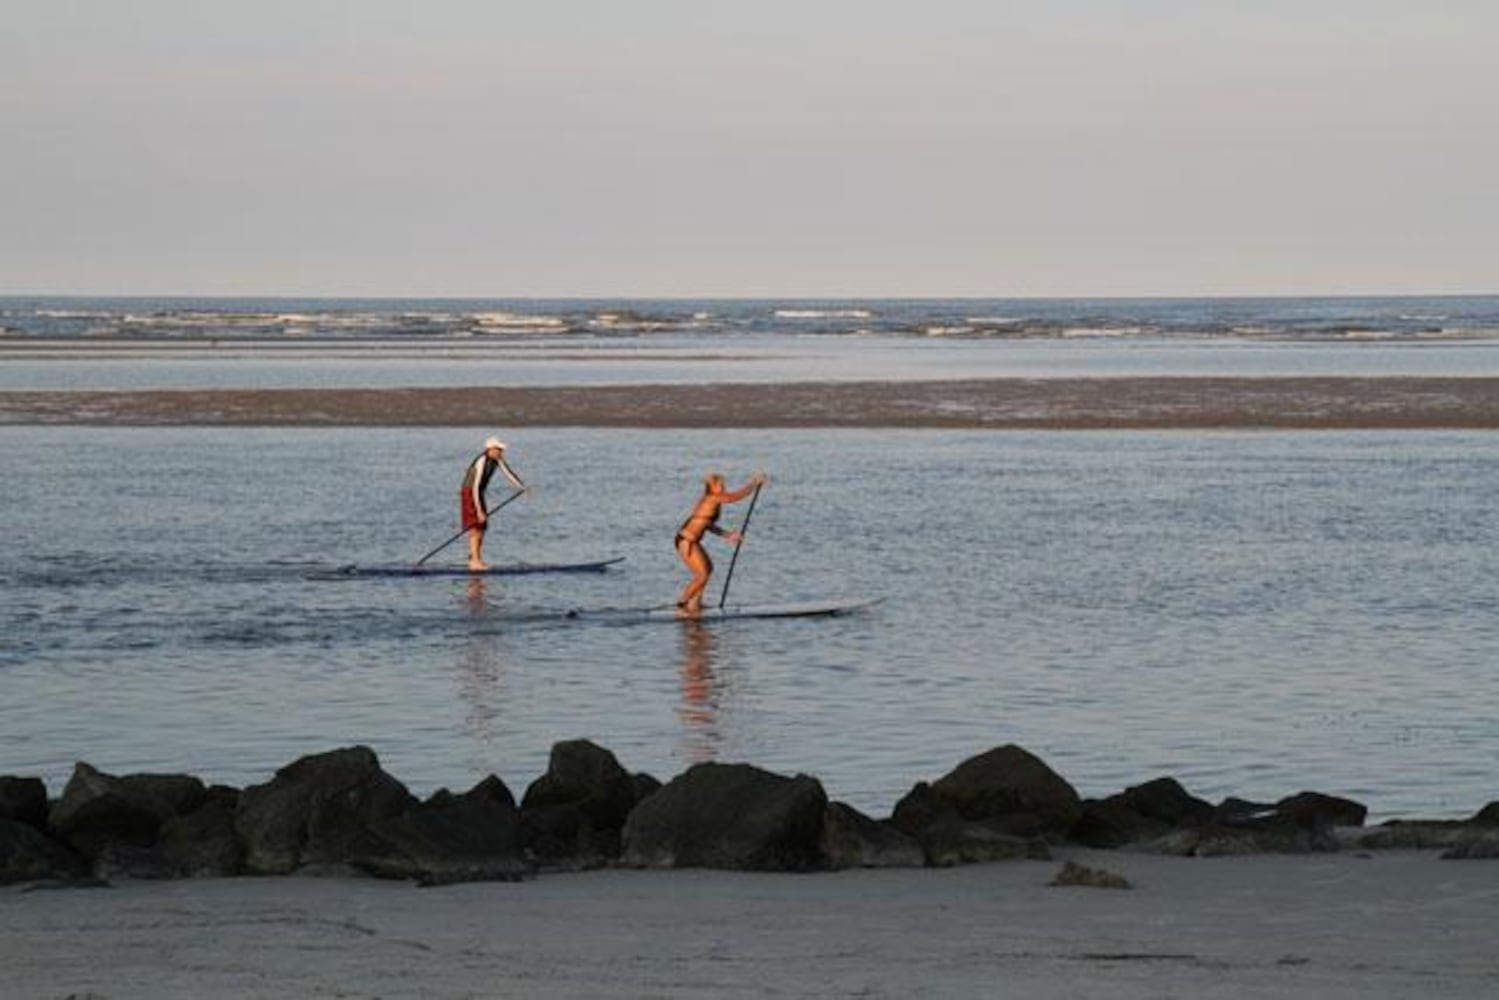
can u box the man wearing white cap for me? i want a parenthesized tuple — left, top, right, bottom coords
(460, 436, 528, 570)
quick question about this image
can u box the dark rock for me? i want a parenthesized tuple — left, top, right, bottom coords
(235, 747, 417, 874)
(892, 780, 1049, 865)
(427, 774, 515, 811)
(821, 802, 924, 869)
(0, 776, 49, 829)
(157, 787, 244, 878)
(119, 774, 208, 818)
(632, 772, 663, 805)
(48, 763, 182, 859)
(1119, 777, 1214, 828)
(1, 817, 89, 884)
(1049, 860, 1131, 889)
(1441, 829, 1499, 860)
(522, 740, 637, 827)
(91, 843, 182, 880)
(1137, 812, 1339, 856)
(918, 815, 1052, 867)
(1071, 777, 1213, 848)
(925, 745, 1082, 840)
(1355, 820, 1470, 851)
(891, 746, 1081, 855)
(1071, 797, 1172, 850)
(1130, 792, 1357, 856)
(621, 762, 829, 871)
(1469, 802, 1499, 827)
(521, 803, 621, 870)
(1211, 797, 1279, 825)
(351, 777, 526, 885)
(1275, 791, 1367, 828)
(889, 781, 962, 838)
(520, 740, 639, 867)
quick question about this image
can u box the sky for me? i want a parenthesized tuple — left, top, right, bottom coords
(3, 1, 1495, 297)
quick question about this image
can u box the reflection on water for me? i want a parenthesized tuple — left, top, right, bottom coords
(455, 577, 505, 756)
(676, 620, 724, 765)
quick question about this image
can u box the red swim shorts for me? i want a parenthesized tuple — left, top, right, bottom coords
(460, 490, 486, 532)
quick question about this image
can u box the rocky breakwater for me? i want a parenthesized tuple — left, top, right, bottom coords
(4, 742, 1498, 888)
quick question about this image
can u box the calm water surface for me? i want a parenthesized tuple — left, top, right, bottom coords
(3, 427, 1496, 820)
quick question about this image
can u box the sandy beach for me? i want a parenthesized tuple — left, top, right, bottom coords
(4, 376, 1499, 428)
(3, 849, 1495, 999)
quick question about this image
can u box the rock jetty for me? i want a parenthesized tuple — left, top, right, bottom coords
(4, 741, 1496, 887)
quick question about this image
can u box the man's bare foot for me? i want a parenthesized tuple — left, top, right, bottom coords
(468, 561, 488, 572)
(675, 601, 702, 619)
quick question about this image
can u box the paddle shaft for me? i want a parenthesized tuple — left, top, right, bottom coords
(717, 482, 762, 609)
(415, 488, 525, 567)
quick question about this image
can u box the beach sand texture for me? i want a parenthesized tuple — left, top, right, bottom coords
(4, 377, 1499, 428)
(4, 850, 1497, 999)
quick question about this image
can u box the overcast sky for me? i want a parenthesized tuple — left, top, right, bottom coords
(3, 1, 1495, 297)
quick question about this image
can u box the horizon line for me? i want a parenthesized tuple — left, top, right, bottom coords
(4, 289, 1498, 302)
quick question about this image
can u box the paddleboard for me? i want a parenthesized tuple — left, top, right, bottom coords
(567, 597, 881, 623)
(317, 557, 625, 579)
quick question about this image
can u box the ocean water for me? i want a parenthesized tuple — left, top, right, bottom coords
(5, 294, 1499, 391)
(3, 425, 1497, 821)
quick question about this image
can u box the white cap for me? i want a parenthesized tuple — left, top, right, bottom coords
(484, 436, 506, 450)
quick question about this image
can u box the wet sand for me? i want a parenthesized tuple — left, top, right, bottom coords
(4, 850, 1496, 999)
(3, 377, 1499, 428)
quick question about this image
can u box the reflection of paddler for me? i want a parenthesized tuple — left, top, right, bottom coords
(674, 471, 767, 615)
(459, 436, 528, 571)
(676, 620, 720, 763)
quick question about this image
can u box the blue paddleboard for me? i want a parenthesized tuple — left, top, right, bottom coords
(319, 557, 625, 578)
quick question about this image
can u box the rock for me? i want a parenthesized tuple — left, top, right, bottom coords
(821, 802, 924, 869)
(930, 745, 1082, 832)
(1136, 813, 1339, 857)
(1071, 777, 1214, 848)
(48, 763, 185, 860)
(0, 776, 49, 829)
(1071, 797, 1172, 850)
(119, 774, 208, 818)
(157, 786, 244, 878)
(918, 815, 1051, 867)
(1119, 777, 1215, 828)
(1469, 802, 1499, 826)
(632, 772, 663, 805)
(427, 774, 515, 811)
(1354, 821, 1469, 851)
(889, 781, 962, 838)
(922, 745, 1082, 840)
(1124, 794, 1346, 856)
(351, 777, 526, 885)
(522, 740, 637, 826)
(621, 762, 829, 871)
(1211, 797, 1279, 825)
(521, 740, 639, 867)
(1274, 791, 1367, 828)
(1441, 829, 1499, 860)
(1049, 860, 1132, 889)
(1, 818, 89, 884)
(236, 747, 417, 875)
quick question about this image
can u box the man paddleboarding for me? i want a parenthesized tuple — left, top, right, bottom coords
(461, 436, 528, 571)
(674, 470, 767, 616)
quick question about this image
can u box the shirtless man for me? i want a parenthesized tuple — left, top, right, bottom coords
(674, 471, 768, 615)
(460, 437, 528, 571)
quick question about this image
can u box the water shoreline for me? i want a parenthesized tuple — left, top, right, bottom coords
(5, 376, 1499, 428)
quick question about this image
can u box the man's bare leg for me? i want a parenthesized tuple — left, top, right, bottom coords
(467, 528, 488, 571)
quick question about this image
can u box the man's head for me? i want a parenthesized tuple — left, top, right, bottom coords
(484, 436, 506, 456)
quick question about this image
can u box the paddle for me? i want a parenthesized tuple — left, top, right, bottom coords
(717, 481, 763, 609)
(415, 488, 525, 567)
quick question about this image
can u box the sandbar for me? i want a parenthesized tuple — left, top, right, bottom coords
(3, 377, 1499, 429)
